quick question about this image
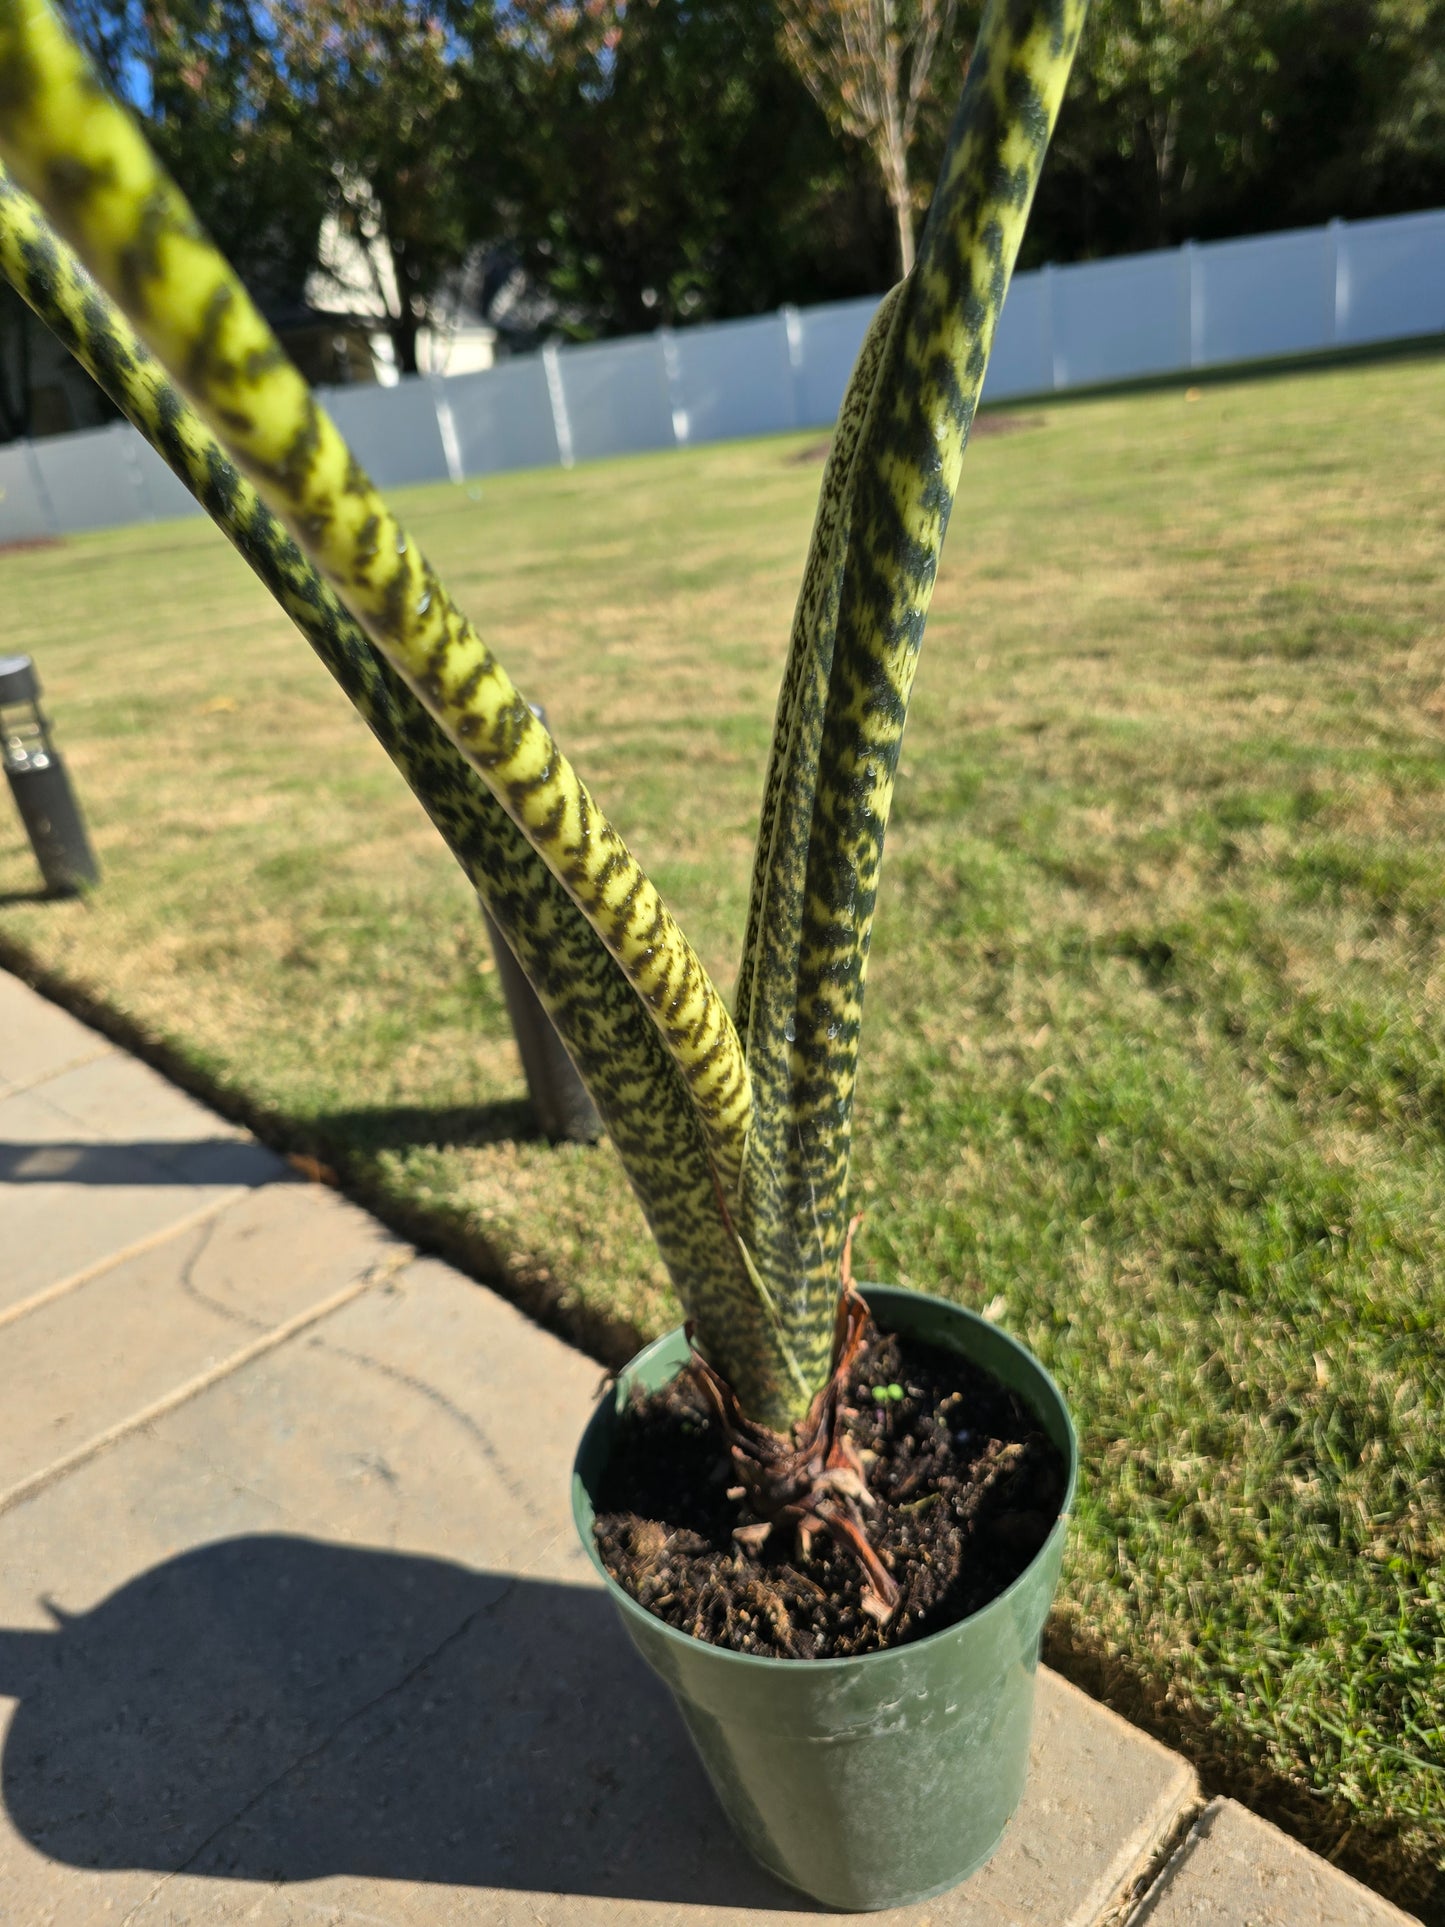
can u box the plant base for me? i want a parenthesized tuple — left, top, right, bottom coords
(572, 1286, 1078, 1911)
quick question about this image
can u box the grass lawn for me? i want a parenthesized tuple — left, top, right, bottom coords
(2, 348, 1442, 1911)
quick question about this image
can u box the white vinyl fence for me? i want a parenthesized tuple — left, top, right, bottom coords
(3, 205, 1441, 546)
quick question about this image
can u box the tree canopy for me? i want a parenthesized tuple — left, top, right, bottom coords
(48, 0, 1445, 355)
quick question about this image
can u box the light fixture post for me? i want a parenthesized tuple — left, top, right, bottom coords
(0, 655, 99, 897)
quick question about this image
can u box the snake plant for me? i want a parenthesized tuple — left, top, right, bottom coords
(0, 0, 1086, 1433)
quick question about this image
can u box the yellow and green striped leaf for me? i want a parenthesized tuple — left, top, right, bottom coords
(0, 0, 1089, 1429)
(0, 168, 810, 1423)
(0, 0, 751, 1202)
(735, 0, 1089, 1334)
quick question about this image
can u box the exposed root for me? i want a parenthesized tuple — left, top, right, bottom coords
(685, 1218, 900, 1622)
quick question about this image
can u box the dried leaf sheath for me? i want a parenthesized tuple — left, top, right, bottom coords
(0, 169, 807, 1423)
(0, 0, 752, 1204)
(735, 0, 1088, 1338)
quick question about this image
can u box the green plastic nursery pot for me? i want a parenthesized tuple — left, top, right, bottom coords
(572, 1286, 1078, 1912)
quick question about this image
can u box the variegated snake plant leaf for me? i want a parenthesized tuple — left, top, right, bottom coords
(0, 0, 1087, 1430)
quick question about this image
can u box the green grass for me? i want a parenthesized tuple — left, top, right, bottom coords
(2, 349, 1443, 1912)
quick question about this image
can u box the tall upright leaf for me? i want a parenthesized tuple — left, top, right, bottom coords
(736, 0, 1089, 1342)
(0, 0, 1089, 1431)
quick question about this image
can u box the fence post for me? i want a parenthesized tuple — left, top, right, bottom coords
(113, 419, 151, 524)
(541, 342, 575, 470)
(1326, 217, 1346, 345)
(657, 328, 689, 446)
(21, 437, 58, 537)
(1181, 240, 1204, 368)
(780, 304, 805, 429)
(430, 376, 466, 485)
(1040, 263, 1061, 390)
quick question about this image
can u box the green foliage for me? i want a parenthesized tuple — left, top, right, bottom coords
(272, 0, 475, 373)
(463, 0, 892, 336)
(1026, 0, 1445, 261)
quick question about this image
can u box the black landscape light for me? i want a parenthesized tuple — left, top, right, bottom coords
(478, 702, 600, 1144)
(0, 655, 99, 896)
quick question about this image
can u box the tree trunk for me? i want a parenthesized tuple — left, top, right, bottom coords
(391, 309, 422, 377)
(881, 131, 915, 278)
(880, 5, 915, 278)
(0, 296, 33, 438)
(893, 186, 916, 277)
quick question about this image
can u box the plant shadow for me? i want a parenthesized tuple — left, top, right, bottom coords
(0, 1534, 806, 1909)
(0, 886, 62, 908)
(307, 1099, 547, 1156)
(0, 1139, 279, 1184)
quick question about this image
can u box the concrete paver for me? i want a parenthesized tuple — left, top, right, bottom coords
(0, 971, 112, 1095)
(24, 1047, 285, 1188)
(0, 1250, 1197, 1927)
(1131, 1800, 1421, 1926)
(0, 1184, 406, 1509)
(0, 1083, 261, 1308)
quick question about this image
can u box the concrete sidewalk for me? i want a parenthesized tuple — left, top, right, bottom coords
(0, 969, 1420, 1926)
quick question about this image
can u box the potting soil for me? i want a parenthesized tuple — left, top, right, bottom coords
(593, 1321, 1067, 1660)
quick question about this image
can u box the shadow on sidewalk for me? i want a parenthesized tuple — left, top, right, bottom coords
(0, 1534, 804, 1910)
(0, 1140, 267, 1183)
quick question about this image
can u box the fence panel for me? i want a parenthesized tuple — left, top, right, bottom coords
(983, 269, 1053, 400)
(0, 443, 54, 546)
(668, 312, 795, 445)
(443, 358, 560, 476)
(33, 422, 148, 534)
(1194, 228, 1333, 367)
(792, 297, 879, 428)
(1337, 209, 1445, 346)
(554, 335, 675, 462)
(1051, 251, 1188, 388)
(7, 210, 1444, 534)
(318, 375, 450, 490)
(128, 431, 205, 523)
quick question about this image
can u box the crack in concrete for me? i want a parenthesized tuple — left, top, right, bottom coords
(0, 1189, 249, 1336)
(313, 1333, 547, 1528)
(173, 1210, 274, 1336)
(0, 1249, 413, 1520)
(118, 1578, 521, 1927)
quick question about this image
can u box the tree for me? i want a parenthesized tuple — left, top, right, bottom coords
(0, 282, 40, 438)
(270, 0, 475, 375)
(1026, 0, 1445, 265)
(462, 0, 893, 339)
(778, 0, 962, 276)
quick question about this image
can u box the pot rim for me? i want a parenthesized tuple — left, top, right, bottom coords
(572, 1283, 1078, 1676)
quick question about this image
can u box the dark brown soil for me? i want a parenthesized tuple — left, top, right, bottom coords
(593, 1319, 1067, 1660)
